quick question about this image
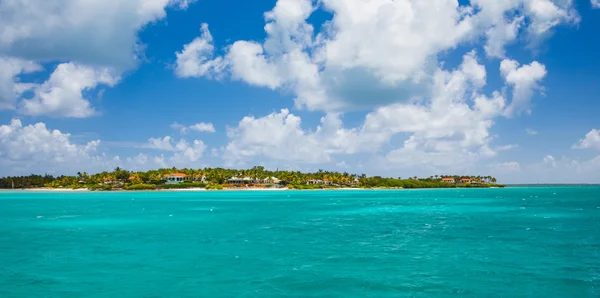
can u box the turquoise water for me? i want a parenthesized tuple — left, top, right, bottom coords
(1, 187, 599, 297)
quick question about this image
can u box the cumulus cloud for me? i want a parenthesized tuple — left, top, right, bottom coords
(224, 52, 509, 172)
(143, 136, 207, 163)
(0, 119, 207, 176)
(223, 107, 386, 166)
(0, 57, 42, 110)
(171, 122, 216, 133)
(0, 0, 193, 69)
(0, 119, 104, 175)
(175, 0, 573, 112)
(0, 0, 192, 118)
(572, 129, 600, 150)
(543, 154, 557, 167)
(174, 23, 226, 78)
(20, 63, 120, 118)
(500, 59, 547, 117)
(593, 0, 600, 9)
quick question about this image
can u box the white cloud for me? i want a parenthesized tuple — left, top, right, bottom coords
(593, 0, 600, 9)
(0, 57, 42, 110)
(0, 118, 209, 176)
(543, 154, 557, 167)
(20, 63, 120, 118)
(224, 52, 508, 172)
(223, 107, 386, 166)
(143, 136, 206, 163)
(525, 128, 538, 135)
(0, 0, 193, 69)
(483, 16, 524, 58)
(0, 118, 105, 175)
(522, 154, 600, 183)
(224, 109, 331, 165)
(171, 121, 216, 133)
(1, 0, 193, 118)
(175, 0, 574, 112)
(189, 122, 215, 133)
(175, 23, 226, 78)
(500, 59, 547, 117)
(573, 129, 600, 150)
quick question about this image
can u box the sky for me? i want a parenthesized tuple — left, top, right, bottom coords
(0, 0, 599, 183)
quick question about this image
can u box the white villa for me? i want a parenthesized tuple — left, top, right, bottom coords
(164, 173, 187, 184)
(192, 174, 208, 184)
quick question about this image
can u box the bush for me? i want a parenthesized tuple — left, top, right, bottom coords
(206, 183, 223, 190)
(158, 182, 206, 189)
(124, 184, 156, 190)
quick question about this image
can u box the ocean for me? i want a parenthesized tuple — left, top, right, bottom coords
(1, 187, 599, 297)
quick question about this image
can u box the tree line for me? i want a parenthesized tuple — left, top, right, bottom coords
(0, 166, 499, 189)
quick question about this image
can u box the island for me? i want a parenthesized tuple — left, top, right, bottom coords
(0, 166, 503, 191)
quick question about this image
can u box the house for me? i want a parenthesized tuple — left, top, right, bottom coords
(307, 179, 323, 185)
(441, 177, 456, 183)
(227, 176, 255, 185)
(460, 178, 473, 183)
(261, 177, 280, 184)
(164, 173, 187, 184)
(193, 174, 208, 183)
(227, 176, 243, 184)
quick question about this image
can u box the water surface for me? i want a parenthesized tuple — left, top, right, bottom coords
(1, 187, 599, 297)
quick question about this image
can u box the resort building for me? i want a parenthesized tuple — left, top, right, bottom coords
(227, 176, 255, 184)
(307, 179, 323, 185)
(442, 177, 456, 183)
(192, 174, 208, 183)
(460, 178, 473, 183)
(261, 177, 280, 184)
(164, 173, 187, 184)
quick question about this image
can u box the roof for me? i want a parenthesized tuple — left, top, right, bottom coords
(461, 178, 471, 180)
(164, 173, 186, 177)
(442, 177, 455, 180)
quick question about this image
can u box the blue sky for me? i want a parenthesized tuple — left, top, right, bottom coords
(1, 0, 599, 183)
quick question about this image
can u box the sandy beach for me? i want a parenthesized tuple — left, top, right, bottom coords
(0, 187, 376, 192)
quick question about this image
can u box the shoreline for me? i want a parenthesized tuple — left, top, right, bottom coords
(0, 186, 507, 193)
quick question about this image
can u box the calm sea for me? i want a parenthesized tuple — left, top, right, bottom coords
(1, 187, 599, 297)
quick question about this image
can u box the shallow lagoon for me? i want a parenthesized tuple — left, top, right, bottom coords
(1, 187, 599, 297)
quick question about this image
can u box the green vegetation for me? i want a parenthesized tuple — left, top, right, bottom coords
(159, 182, 206, 189)
(205, 183, 223, 190)
(124, 184, 157, 190)
(0, 166, 502, 190)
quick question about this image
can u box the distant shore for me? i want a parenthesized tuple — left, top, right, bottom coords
(0, 187, 371, 192)
(0, 186, 509, 193)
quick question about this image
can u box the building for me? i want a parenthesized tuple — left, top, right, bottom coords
(460, 178, 473, 183)
(227, 176, 255, 185)
(261, 177, 280, 184)
(193, 174, 208, 183)
(441, 177, 456, 183)
(164, 173, 187, 184)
